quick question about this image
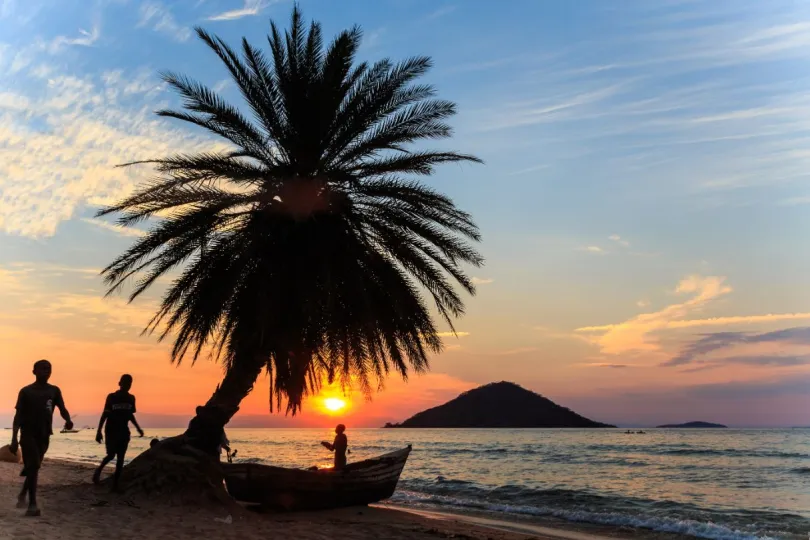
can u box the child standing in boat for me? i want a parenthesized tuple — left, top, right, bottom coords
(321, 424, 348, 470)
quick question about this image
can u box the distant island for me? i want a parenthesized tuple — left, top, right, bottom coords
(656, 421, 727, 428)
(384, 381, 615, 428)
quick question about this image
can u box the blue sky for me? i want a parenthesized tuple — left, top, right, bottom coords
(1, 0, 810, 426)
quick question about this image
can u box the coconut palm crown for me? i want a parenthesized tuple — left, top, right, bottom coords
(97, 5, 483, 425)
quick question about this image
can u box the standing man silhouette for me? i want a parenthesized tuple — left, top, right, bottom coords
(93, 374, 144, 490)
(321, 424, 348, 470)
(10, 359, 73, 517)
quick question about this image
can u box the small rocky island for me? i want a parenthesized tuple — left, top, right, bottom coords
(656, 421, 728, 428)
(384, 381, 615, 428)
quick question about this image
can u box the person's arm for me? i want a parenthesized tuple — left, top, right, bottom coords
(321, 440, 335, 451)
(10, 390, 23, 454)
(130, 397, 144, 437)
(55, 388, 73, 430)
(96, 395, 110, 443)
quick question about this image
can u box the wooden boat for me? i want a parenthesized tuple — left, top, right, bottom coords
(222, 445, 411, 511)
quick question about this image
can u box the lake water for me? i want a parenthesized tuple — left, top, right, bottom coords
(37, 427, 810, 540)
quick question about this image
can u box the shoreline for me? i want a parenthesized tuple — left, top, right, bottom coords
(380, 505, 692, 540)
(0, 458, 682, 540)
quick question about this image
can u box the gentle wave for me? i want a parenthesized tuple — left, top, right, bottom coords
(392, 489, 781, 540)
(392, 480, 802, 540)
(657, 448, 809, 459)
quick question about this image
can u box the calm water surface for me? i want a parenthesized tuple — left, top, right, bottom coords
(42, 428, 810, 540)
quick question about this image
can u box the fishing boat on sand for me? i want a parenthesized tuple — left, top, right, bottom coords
(222, 445, 411, 511)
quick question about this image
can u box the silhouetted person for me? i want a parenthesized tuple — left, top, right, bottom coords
(186, 405, 226, 458)
(93, 374, 144, 490)
(10, 359, 73, 516)
(219, 431, 231, 459)
(321, 424, 348, 470)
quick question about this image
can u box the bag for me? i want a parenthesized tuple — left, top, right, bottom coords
(0, 444, 21, 463)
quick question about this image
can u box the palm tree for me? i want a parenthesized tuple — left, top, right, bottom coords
(98, 5, 483, 451)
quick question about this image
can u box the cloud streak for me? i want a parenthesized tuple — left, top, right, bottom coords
(138, 2, 192, 41)
(577, 275, 732, 355)
(49, 24, 101, 52)
(664, 327, 810, 366)
(207, 0, 272, 21)
(80, 218, 146, 238)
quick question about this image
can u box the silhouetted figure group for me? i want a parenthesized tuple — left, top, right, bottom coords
(10, 361, 143, 516)
(10, 359, 352, 517)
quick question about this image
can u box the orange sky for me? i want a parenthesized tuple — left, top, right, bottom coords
(2, 260, 810, 428)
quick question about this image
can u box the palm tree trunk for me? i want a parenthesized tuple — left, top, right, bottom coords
(184, 355, 266, 454)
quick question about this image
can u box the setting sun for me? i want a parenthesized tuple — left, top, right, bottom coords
(323, 397, 347, 414)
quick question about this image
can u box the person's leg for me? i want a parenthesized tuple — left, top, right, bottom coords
(25, 437, 50, 516)
(94, 434, 117, 484)
(19, 435, 43, 515)
(16, 476, 29, 507)
(93, 453, 115, 484)
(112, 439, 129, 490)
(25, 469, 40, 516)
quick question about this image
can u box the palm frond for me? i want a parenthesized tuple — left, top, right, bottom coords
(99, 4, 483, 416)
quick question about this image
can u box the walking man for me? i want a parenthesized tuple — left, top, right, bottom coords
(10, 359, 73, 516)
(93, 374, 144, 490)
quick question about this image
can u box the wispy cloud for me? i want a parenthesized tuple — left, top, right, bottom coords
(471, 277, 494, 285)
(138, 1, 192, 42)
(212, 78, 231, 93)
(479, 83, 628, 132)
(493, 347, 538, 356)
(580, 246, 606, 255)
(361, 28, 385, 51)
(664, 327, 810, 367)
(608, 234, 630, 247)
(425, 5, 456, 20)
(0, 66, 212, 237)
(49, 24, 101, 52)
(8, 262, 101, 276)
(80, 218, 146, 238)
(508, 163, 548, 176)
(667, 313, 810, 329)
(578, 273, 810, 358)
(779, 196, 810, 205)
(682, 354, 810, 373)
(586, 363, 634, 369)
(577, 275, 732, 355)
(437, 331, 470, 338)
(207, 0, 272, 21)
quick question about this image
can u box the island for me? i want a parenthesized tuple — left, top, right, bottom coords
(656, 421, 727, 428)
(384, 381, 615, 428)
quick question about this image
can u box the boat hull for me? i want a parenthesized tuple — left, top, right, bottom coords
(222, 446, 411, 511)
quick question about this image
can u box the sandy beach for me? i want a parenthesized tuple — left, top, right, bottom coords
(0, 460, 681, 540)
(0, 460, 540, 540)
